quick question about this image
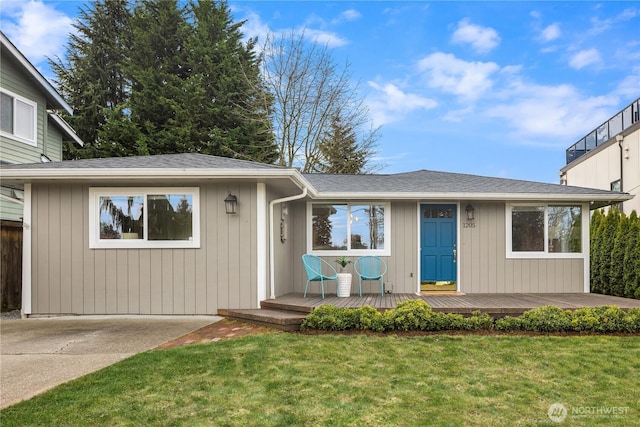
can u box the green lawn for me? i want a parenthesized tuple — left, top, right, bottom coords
(2, 334, 639, 426)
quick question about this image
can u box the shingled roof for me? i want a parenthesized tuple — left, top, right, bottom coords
(303, 169, 617, 196)
(0, 154, 630, 207)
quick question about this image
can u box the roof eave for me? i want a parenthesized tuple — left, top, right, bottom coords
(1, 31, 72, 114)
(47, 112, 84, 147)
(0, 167, 318, 195)
(310, 191, 632, 205)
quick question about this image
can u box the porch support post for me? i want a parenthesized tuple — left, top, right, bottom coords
(583, 202, 590, 293)
(256, 183, 267, 305)
(21, 183, 32, 317)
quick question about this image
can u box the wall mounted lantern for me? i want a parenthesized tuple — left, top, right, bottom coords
(224, 193, 238, 214)
(465, 204, 475, 221)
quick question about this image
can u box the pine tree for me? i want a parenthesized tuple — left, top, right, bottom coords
(590, 209, 604, 293)
(623, 211, 640, 299)
(596, 208, 620, 295)
(609, 212, 629, 296)
(124, 0, 190, 155)
(182, 0, 276, 162)
(50, 0, 131, 159)
(52, 0, 276, 162)
(317, 114, 366, 174)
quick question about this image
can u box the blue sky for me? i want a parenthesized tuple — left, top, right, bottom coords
(2, 1, 639, 183)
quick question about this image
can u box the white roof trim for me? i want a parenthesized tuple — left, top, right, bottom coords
(1, 31, 72, 115)
(0, 167, 316, 194)
(47, 112, 84, 146)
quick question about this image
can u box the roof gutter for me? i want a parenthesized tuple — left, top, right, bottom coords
(269, 186, 308, 300)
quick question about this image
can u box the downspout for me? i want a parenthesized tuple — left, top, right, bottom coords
(617, 134, 624, 211)
(269, 186, 308, 299)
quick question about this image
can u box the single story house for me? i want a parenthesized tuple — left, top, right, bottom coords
(0, 153, 632, 316)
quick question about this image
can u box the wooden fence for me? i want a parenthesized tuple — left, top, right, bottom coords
(1, 221, 22, 311)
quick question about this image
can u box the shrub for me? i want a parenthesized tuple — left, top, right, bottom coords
(353, 306, 385, 332)
(300, 305, 348, 331)
(514, 305, 572, 332)
(495, 316, 522, 332)
(462, 311, 494, 330)
(300, 303, 640, 334)
(385, 299, 434, 331)
(623, 308, 640, 332)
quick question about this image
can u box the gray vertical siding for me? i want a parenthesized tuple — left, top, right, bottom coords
(459, 202, 584, 293)
(285, 200, 585, 297)
(30, 182, 258, 315)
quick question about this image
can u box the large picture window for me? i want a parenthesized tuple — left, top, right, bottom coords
(507, 204, 583, 258)
(308, 203, 389, 255)
(89, 188, 200, 248)
(1, 89, 37, 145)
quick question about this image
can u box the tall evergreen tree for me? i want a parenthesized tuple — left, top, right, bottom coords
(52, 0, 276, 162)
(317, 113, 366, 174)
(125, 0, 190, 155)
(589, 209, 604, 292)
(609, 212, 629, 296)
(182, 0, 276, 162)
(623, 211, 640, 298)
(596, 208, 620, 294)
(50, 0, 131, 159)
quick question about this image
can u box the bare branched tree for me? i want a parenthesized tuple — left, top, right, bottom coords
(261, 29, 382, 173)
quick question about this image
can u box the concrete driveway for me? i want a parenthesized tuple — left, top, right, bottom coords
(0, 315, 219, 408)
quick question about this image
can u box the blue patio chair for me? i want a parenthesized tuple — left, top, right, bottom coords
(302, 254, 338, 299)
(355, 256, 387, 297)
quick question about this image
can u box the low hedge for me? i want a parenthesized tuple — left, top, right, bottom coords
(299, 300, 640, 333)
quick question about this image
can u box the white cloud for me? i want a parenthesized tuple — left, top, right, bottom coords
(569, 48, 602, 69)
(589, 7, 639, 35)
(614, 66, 640, 99)
(332, 9, 362, 25)
(417, 52, 500, 101)
(366, 81, 437, 126)
(301, 27, 348, 48)
(451, 18, 500, 54)
(0, 1, 74, 67)
(485, 81, 619, 144)
(239, 12, 272, 43)
(540, 23, 561, 42)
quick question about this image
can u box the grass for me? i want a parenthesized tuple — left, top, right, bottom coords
(2, 334, 639, 426)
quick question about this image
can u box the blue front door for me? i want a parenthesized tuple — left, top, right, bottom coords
(420, 204, 457, 283)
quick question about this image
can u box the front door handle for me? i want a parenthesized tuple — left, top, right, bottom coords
(453, 248, 457, 263)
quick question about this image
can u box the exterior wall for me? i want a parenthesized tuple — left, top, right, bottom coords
(28, 181, 259, 315)
(0, 53, 62, 164)
(563, 125, 640, 213)
(1, 52, 64, 222)
(287, 200, 586, 296)
(286, 201, 418, 296)
(459, 202, 584, 293)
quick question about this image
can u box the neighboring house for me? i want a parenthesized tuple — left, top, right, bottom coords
(0, 31, 84, 222)
(0, 153, 632, 316)
(560, 97, 640, 213)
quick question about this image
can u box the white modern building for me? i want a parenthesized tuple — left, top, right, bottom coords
(560, 97, 640, 213)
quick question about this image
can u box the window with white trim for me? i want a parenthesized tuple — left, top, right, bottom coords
(89, 188, 200, 249)
(308, 202, 390, 255)
(0, 89, 37, 145)
(506, 204, 582, 258)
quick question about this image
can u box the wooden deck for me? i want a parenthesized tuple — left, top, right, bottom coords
(261, 292, 640, 316)
(219, 293, 640, 330)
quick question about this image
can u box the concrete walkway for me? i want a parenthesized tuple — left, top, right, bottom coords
(0, 315, 219, 408)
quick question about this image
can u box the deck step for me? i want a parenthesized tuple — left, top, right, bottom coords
(218, 308, 307, 331)
(260, 299, 315, 314)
